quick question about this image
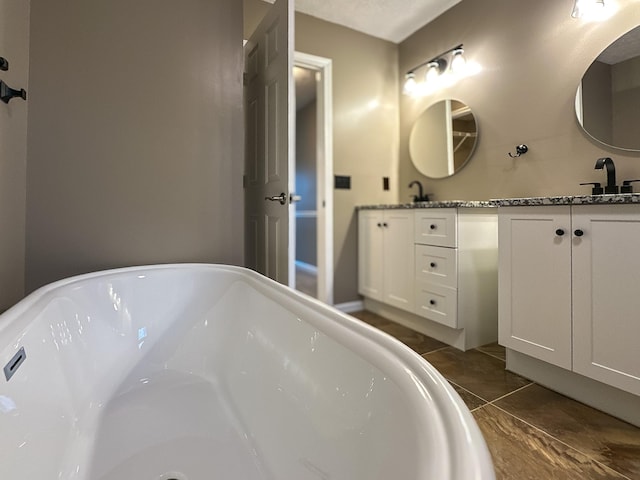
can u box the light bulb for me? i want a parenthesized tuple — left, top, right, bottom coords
(572, 0, 606, 18)
(425, 61, 441, 83)
(403, 73, 417, 95)
(450, 49, 466, 73)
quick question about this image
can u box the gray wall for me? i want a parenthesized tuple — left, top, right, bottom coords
(0, 0, 29, 310)
(26, 0, 244, 292)
(399, 0, 640, 201)
(294, 14, 399, 305)
(612, 56, 640, 148)
(582, 60, 613, 145)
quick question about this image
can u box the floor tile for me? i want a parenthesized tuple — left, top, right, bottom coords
(423, 348, 531, 401)
(349, 310, 389, 329)
(494, 384, 640, 479)
(476, 342, 506, 361)
(474, 405, 628, 480)
(350, 310, 446, 354)
(450, 382, 486, 411)
(295, 267, 317, 298)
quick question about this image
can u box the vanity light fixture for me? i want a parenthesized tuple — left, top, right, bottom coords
(403, 44, 472, 96)
(571, 0, 606, 18)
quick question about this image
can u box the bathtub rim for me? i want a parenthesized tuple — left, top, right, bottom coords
(0, 263, 495, 480)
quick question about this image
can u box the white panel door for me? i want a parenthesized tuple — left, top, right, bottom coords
(383, 210, 415, 311)
(498, 206, 572, 369)
(357, 210, 384, 301)
(244, 0, 294, 284)
(572, 205, 640, 395)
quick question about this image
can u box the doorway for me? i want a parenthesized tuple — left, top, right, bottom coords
(292, 52, 333, 305)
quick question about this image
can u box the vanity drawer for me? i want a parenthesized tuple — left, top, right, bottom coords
(415, 244, 457, 289)
(415, 281, 458, 329)
(415, 210, 457, 247)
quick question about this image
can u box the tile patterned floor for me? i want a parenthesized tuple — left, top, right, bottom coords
(295, 265, 317, 298)
(350, 310, 640, 480)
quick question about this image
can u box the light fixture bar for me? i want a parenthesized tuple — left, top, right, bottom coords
(406, 44, 463, 75)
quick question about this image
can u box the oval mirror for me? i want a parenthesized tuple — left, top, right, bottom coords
(576, 25, 640, 151)
(409, 99, 478, 179)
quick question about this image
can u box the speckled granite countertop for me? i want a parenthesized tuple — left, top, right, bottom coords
(356, 200, 495, 210)
(491, 194, 640, 206)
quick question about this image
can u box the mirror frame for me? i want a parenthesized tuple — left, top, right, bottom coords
(575, 25, 640, 153)
(409, 99, 479, 179)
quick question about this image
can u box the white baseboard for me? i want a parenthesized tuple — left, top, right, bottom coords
(295, 260, 318, 275)
(334, 300, 364, 313)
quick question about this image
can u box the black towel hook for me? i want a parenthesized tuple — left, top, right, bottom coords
(508, 144, 528, 158)
(0, 80, 27, 104)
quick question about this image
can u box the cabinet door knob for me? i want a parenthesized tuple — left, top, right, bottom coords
(555, 228, 565, 236)
(430, 262, 437, 268)
(383, 222, 388, 228)
(377, 222, 382, 227)
(429, 299, 436, 306)
(574, 229, 584, 237)
(430, 224, 437, 230)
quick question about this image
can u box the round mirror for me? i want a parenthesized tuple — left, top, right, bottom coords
(409, 99, 478, 179)
(576, 25, 640, 152)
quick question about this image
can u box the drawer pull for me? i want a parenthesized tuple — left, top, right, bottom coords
(430, 262, 437, 268)
(429, 299, 436, 306)
(430, 224, 437, 230)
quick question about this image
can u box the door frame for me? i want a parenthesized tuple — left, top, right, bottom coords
(293, 51, 333, 305)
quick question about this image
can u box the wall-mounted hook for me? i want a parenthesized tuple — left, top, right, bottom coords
(0, 80, 26, 104)
(508, 144, 528, 158)
(0, 57, 8, 71)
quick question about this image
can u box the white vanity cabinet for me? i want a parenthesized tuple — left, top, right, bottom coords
(414, 208, 498, 331)
(358, 206, 498, 351)
(414, 209, 459, 327)
(357, 209, 414, 312)
(499, 204, 640, 396)
(497, 206, 572, 369)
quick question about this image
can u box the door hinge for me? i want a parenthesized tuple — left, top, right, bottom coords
(243, 72, 248, 86)
(243, 174, 247, 188)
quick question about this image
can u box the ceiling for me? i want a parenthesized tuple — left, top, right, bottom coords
(263, 0, 462, 44)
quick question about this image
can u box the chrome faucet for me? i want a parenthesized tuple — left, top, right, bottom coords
(409, 180, 428, 202)
(594, 157, 618, 194)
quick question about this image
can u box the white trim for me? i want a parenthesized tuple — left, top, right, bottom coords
(334, 300, 364, 313)
(295, 260, 318, 275)
(294, 51, 334, 306)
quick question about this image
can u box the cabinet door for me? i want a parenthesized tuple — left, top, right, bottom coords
(358, 210, 384, 301)
(382, 210, 415, 311)
(572, 205, 640, 395)
(498, 206, 572, 369)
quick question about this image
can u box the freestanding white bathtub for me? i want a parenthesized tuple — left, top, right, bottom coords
(0, 264, 494, 479)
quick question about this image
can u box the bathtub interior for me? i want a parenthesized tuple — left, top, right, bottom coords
(0, 265, 492, 480)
